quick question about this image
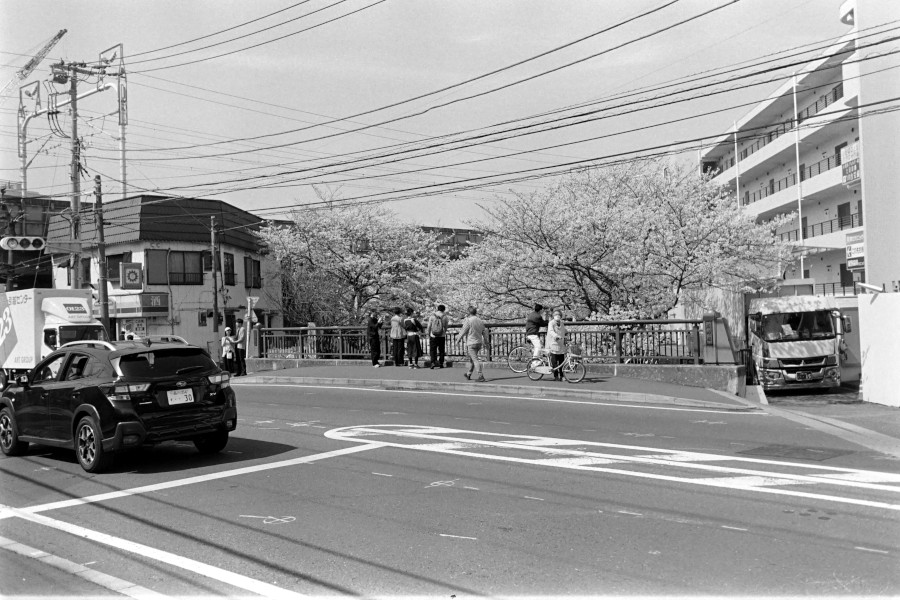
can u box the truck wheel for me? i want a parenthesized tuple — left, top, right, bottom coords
(0, 407, 28, 456)
(194, 431, 229, 454)
(75, 416, 112, 473)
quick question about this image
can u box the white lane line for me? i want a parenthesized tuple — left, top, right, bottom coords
(523, 496, 545, 501)
(854, 546, 889, 555)
(240, 383, 761, 415)
(4, 508, 306, 599)
(0, 535, 167, 599)
(0, 443, 384, 520)
(463, 486, 480, 490)
(721, 526, 748, 532)
(371, 472, 393, 477)
(618, 511, 643, 517)
(439, 534, 477, 540)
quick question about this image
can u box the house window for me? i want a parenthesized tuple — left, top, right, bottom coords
(201, 250, 221, 272)
(145, 249, 168, 285)
(106, 252, 133, 284)
(244, 257, 262, 288)
(223, 252, 235, 286)
(168, 251, 203, 285)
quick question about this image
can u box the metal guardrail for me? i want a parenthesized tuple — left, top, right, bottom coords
(259, 320, 704, 365)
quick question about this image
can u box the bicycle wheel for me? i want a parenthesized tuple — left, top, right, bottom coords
(507, 345, 532, 373)
(526, 358, 545, 381)
(563, 360, 585, 383)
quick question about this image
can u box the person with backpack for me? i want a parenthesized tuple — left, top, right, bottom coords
(403, 307, 423, 368)
(427, 304, 449, 369)
(458, 305, 488, 382)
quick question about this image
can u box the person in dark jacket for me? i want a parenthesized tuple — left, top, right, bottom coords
(525, 303, 548, 357)
(389, 307, 405, 366)
(403, 307, 423, 368)
(367, 310, 384, 367)
(427, 304, 449, 368)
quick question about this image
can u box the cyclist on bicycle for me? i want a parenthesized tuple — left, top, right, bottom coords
(546, 309, 567, 381)
(525, 303, 548, 358)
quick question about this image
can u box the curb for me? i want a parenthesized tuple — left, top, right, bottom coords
(234, 375, 756, 411)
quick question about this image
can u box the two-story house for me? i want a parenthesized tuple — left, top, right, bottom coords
(46, 194, 282, 352)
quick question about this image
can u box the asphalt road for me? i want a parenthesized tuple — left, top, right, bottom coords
(2, 381, 899, 597)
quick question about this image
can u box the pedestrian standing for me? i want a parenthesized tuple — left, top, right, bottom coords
(233, 318, 248, 376)
(389, 307, 406, 367)
(220, 327, 236, 374)
(427, 304, 449, 369)
(546, 310, 568, 381)
(403, 307, 423, 368)
(367, 309, 383, 367)
(457, 305, 488, 382)
(525, 303, 548, 357)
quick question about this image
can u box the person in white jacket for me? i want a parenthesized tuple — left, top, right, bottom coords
(545, 310, 568, 381)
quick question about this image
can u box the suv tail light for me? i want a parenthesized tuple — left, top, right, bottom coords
(107, 383, 151, 405)
(208, 372, 231, 389)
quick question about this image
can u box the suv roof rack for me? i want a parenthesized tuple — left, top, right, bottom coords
(59, 340, 118, 351)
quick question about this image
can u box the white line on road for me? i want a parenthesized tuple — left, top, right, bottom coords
(0, 535, 166, 599)
(523, 496, 545, 501)
(0, 443, 385, 521)
(721, 526, 749, 531)
(372, 472, 393, 477)
(4, 508, 307, 599)
(854, 546, 889, 555)
(439, 534, 477, 540)
(618, 511, 643, 516)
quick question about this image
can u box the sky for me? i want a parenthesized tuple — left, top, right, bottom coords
(0, 0, 855, 229)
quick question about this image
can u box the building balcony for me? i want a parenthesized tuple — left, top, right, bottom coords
(778, 212, 863, 244)
(742, 153, 842, 218)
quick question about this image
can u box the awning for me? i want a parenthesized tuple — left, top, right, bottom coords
(93, 292, 169, 318)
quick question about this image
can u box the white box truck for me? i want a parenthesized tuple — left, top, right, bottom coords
(0, 289, 108, 388)
(747, 296, 851, 391)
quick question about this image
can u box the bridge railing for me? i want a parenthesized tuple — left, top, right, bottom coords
(259, 319, 704, 365)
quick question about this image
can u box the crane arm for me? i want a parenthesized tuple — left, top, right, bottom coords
(0, 29, 67, 100)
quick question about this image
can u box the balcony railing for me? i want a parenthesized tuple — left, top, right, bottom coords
(778, 211, 862, 242)
(744, 152, 840, 206)
(168, 272, 203, 285)
(713, 82, 844, 174)
(223, 272, 236, 286)
(814, 282, 858, 297)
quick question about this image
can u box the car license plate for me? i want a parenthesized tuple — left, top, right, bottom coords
(796, 371, 810, 381)
(167, 388, 194, 405)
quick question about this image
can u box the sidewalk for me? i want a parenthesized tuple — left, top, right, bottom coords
(239, 360, 755, 411)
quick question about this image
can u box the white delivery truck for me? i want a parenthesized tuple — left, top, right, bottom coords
(747, 296, 851, 391)
(0, 289, 108, 388)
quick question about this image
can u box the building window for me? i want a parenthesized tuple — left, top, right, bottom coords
(244, 256, 262, 288)
(145, 249, 168, 285)
(223, 252, 235, 286)
(201, 250, 221, 272)
(168, 251, 203, 285)
(106, 252, 133, 284)
(79, 257, 91, 288)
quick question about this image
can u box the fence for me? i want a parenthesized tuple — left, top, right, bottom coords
(259, 319, 704, 365)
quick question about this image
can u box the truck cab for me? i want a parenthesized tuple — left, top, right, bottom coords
(748, 296, 851, 391)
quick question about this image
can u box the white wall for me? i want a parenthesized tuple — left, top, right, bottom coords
(857, 291, 900, 407)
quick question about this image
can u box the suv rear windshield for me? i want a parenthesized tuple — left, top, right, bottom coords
(117, 348, 218, 379)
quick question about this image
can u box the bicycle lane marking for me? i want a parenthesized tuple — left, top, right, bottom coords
(325, 425, 900, 511)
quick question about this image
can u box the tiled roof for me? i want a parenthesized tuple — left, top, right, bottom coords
(47, 194, 266, 253)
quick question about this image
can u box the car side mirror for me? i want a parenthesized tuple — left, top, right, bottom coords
(843, 315, 852, 333)
(16, 375, 30, 388)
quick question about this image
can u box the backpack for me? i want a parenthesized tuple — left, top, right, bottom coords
(431, 313, 444, 336)
(403, 317, 419, 335)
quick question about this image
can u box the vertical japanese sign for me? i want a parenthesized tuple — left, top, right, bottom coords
(846, 231, 865, 271)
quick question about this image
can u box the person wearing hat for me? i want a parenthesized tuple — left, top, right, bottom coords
(220, 327, 236, 374)
(233, 318, 247, 377)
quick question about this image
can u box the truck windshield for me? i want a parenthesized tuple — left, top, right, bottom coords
(759, 311, 835, 342)
(59, 325, 109, 346)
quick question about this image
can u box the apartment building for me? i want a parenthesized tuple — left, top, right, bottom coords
(697, 0, 898, 333)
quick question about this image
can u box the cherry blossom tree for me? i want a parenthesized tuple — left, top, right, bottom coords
(258, 203, 442, 325)
(433, 160, 791, 319)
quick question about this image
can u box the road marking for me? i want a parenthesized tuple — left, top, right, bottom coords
(721, 526, 748, 531)
(240, 383, 760, 415)
(4, 508, 307, 599)
(0, 535, 166, 599)
(439, 534, 477, 540)
(618, 511, 643, 516)
(426, 479, 458, 488)
(854, 546, 889, 555)
(524, 496, 545, 501)
(239, 515, 296, 525)
(325, 425, 900, 511)
(0, 443, 385, 521)
(372, 472, 393, 477)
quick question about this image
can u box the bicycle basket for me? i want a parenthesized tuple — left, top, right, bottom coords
(567, 342, 582, 356)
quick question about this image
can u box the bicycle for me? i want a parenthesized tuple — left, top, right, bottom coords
(507, 335, 544, 373)
(526, 343, 585, 383)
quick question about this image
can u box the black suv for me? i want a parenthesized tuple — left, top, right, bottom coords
(0, 339, 237, 472)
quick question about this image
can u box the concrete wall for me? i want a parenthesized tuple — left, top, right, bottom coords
(857, 291, 900, 407)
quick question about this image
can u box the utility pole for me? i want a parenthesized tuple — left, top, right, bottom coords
(211, 215, 219, 334)
(68, 65, 82, 290)
(94, 175, 110, 334)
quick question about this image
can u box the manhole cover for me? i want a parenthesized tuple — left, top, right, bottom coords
(737, 444, 853, 461)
